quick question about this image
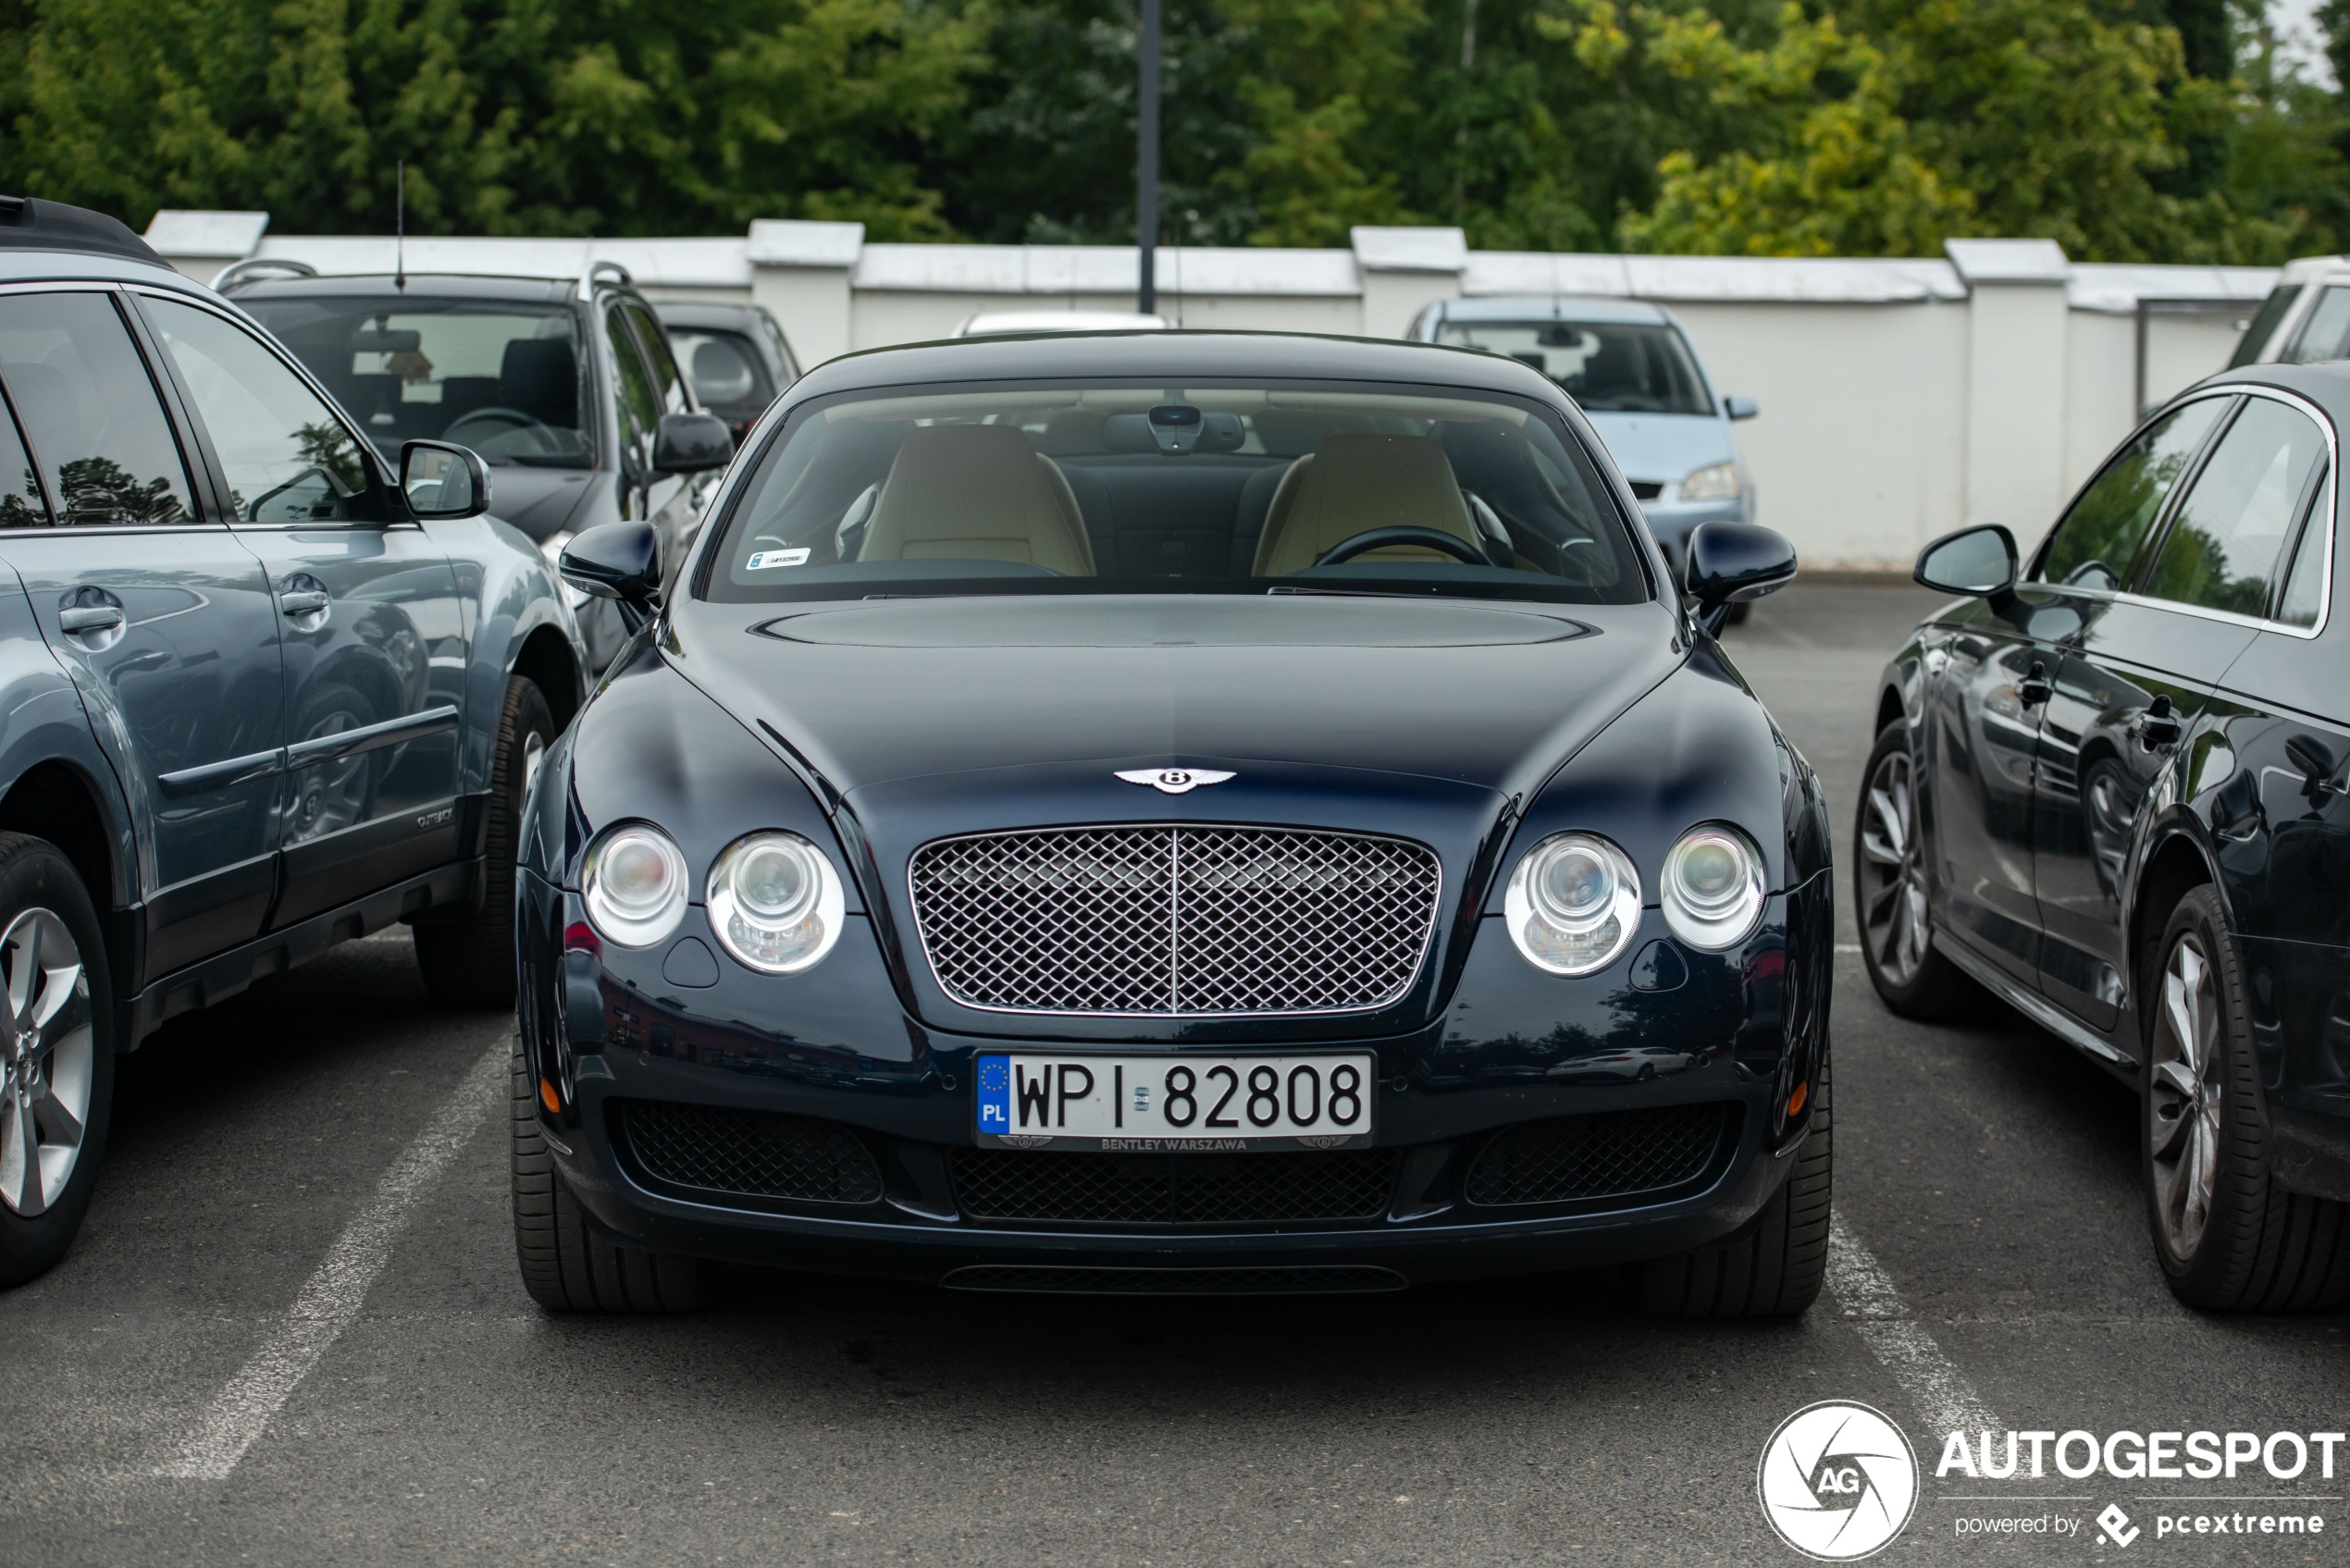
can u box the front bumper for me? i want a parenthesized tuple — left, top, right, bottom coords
(518, 869, 1829, 1286)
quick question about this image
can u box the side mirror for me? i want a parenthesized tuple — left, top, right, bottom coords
(1686, 521, 1796, 636)
(653, 412, 735, 475)
(1723, 394, 1759, 421)
(399, 440, 490, 519)
(1914, 524, 2017, 599)
(559, 521, 662, 633)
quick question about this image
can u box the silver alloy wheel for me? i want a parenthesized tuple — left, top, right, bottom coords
(1861, 747, 1931, 986)
(0, 907, 93, 1217)
(2149, 932, 2224, 1260)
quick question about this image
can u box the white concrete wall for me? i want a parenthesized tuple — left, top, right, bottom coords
(150, 211, 2285, 573)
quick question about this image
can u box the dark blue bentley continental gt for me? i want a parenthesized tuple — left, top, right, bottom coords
(515, 329, 1833, 1313)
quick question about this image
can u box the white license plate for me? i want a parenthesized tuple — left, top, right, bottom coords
(973, 1053, 1376, 1151)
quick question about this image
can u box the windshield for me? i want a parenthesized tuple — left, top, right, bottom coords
(702, 379, 1649, 606)
(241, 295, 591, 468)
(1435, 320, 1713, 416)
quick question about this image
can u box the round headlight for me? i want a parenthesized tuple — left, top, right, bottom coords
(1661, 824, 1766, 950)
(1505, 833, 1640, 976)
(582, 822, 688, 946)
(706, 831, 845, 974)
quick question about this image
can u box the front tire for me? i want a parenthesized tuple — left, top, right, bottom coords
(1855, 721, 1978, 1019)
(2143, 886, 2350, 1311)
(415, 674, 554, 1008)
(509, 1039, 707, 1312)
(0, 834, 115, 1288)
(1631, 1055, 1832, 1317)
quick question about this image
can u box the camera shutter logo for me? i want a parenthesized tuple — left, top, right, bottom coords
(1757, 1401, 1919, 1560)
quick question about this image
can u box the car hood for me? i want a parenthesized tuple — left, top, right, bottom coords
(1582, 412, 1736, 489)
(663, 592, 1685, 1038)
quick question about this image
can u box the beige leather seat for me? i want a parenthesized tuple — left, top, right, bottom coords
(858, 423, 1096, 574)
(1250, 433, 1480, 576)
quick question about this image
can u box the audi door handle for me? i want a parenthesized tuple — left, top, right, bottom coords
(2018, 661, 2053, 708)
(2133, 696, 2183, 749)
(278, 591, 330, 615)
(57, 606, 125, 633)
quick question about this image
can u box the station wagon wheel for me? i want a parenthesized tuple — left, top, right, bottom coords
(1853, 722, 1976, 1019)
(0, 907, 92, 1218)
(2147, 928, 2222, 1260)
(1859, 747, 1928, 986)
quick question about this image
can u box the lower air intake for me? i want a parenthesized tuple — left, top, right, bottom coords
(1466, 1104, 1732, 1206)
(943, 1265, 1407, 1295)
(951, 1147, 1399, 1226)
(618, 1100, 883, 1205)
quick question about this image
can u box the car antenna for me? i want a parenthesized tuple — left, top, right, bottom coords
(394, 160, 406, 292)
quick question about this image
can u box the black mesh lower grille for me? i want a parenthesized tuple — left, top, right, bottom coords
(618, 1100, 883, 1204)
(951, 1147, 1399, 1226)
(943, 1265, 1407, 1294)
(1466, 1104, 1732, 1206)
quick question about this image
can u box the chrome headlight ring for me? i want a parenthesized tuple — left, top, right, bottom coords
(1661, 823, 1767, 951)
(582, 822, 689, 947)
(1505, 832, 1642, 976)
(706, 831, 846, 975)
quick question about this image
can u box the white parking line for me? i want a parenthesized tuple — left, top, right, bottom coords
(1827, 1213, 1999, 1441)
(155, 1042, 508, 1482)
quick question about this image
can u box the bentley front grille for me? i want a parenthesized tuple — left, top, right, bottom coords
(908, 825, 1441, 1016)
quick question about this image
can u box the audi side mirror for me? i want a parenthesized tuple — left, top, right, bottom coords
(560, 521, 662, 632)
(1915, 524, 2018, 599)
(653, 412, 735, 475)
(399, 440, 490, 519)
(1686, 521, 1797, 636)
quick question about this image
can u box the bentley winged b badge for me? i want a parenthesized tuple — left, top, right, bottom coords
(1115, 768, 1236, 796)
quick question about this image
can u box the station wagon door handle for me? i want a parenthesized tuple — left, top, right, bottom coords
(56, 606, 124, 633)
(278, 590, 330, 616)
(2018, 661, 2053, 708)
(2133, 696, 2183, 749)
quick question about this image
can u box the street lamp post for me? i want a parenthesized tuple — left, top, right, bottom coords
(1137, 0, 1160, 315)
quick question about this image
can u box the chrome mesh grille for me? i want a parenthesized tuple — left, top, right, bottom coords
(909, 825, 1441, 1016)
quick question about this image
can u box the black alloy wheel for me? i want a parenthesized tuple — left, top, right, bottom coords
(414, 674, 554, 1008)
(2142, 886, 2350, 1310)
(0, 833, 115, 1288)
(1855, 722, 1976, 1019)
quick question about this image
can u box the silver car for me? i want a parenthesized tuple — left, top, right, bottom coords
(1408, 296, 1758, 585)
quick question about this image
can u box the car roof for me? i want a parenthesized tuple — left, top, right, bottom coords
(2192, 360, 2350, 428)
(790, 328, 1581, 406)
(0, 196, 172, 270)
(224, 272, 583, 306)
(1432, 295, 1674, 327)
(651, 300, 769, 330)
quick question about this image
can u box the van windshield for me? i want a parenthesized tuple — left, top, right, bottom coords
(703, 379, 1650, 606)
(242, 296, 592, 468)
(1435, 320, 1713, 416)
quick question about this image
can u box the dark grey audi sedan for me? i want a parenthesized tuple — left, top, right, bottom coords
(1866, 360, 2350, 1311)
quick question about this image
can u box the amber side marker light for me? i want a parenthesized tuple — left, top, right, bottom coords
(539, 1078, 563, 1115)
(1787, 1080, 1808, 1117)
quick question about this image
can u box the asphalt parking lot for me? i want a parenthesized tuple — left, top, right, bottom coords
(4, 582, 2346, 1567)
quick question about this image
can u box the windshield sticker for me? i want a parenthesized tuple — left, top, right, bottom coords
(747, 548, 812, 570)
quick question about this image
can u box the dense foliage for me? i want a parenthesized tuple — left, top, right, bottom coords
(1, 0, 2343, 261)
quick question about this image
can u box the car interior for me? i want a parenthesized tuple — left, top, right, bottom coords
(714, 387, 1644, 600)
(241, 297, 594, 467)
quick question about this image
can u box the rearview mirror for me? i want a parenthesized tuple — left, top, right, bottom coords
(560, 521, 662, 633)
(399, 440, 490, 519)
(1914, 524, 2017, 599)
(1686, 521, 1797, 636)
(653, 412, 735, 475)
